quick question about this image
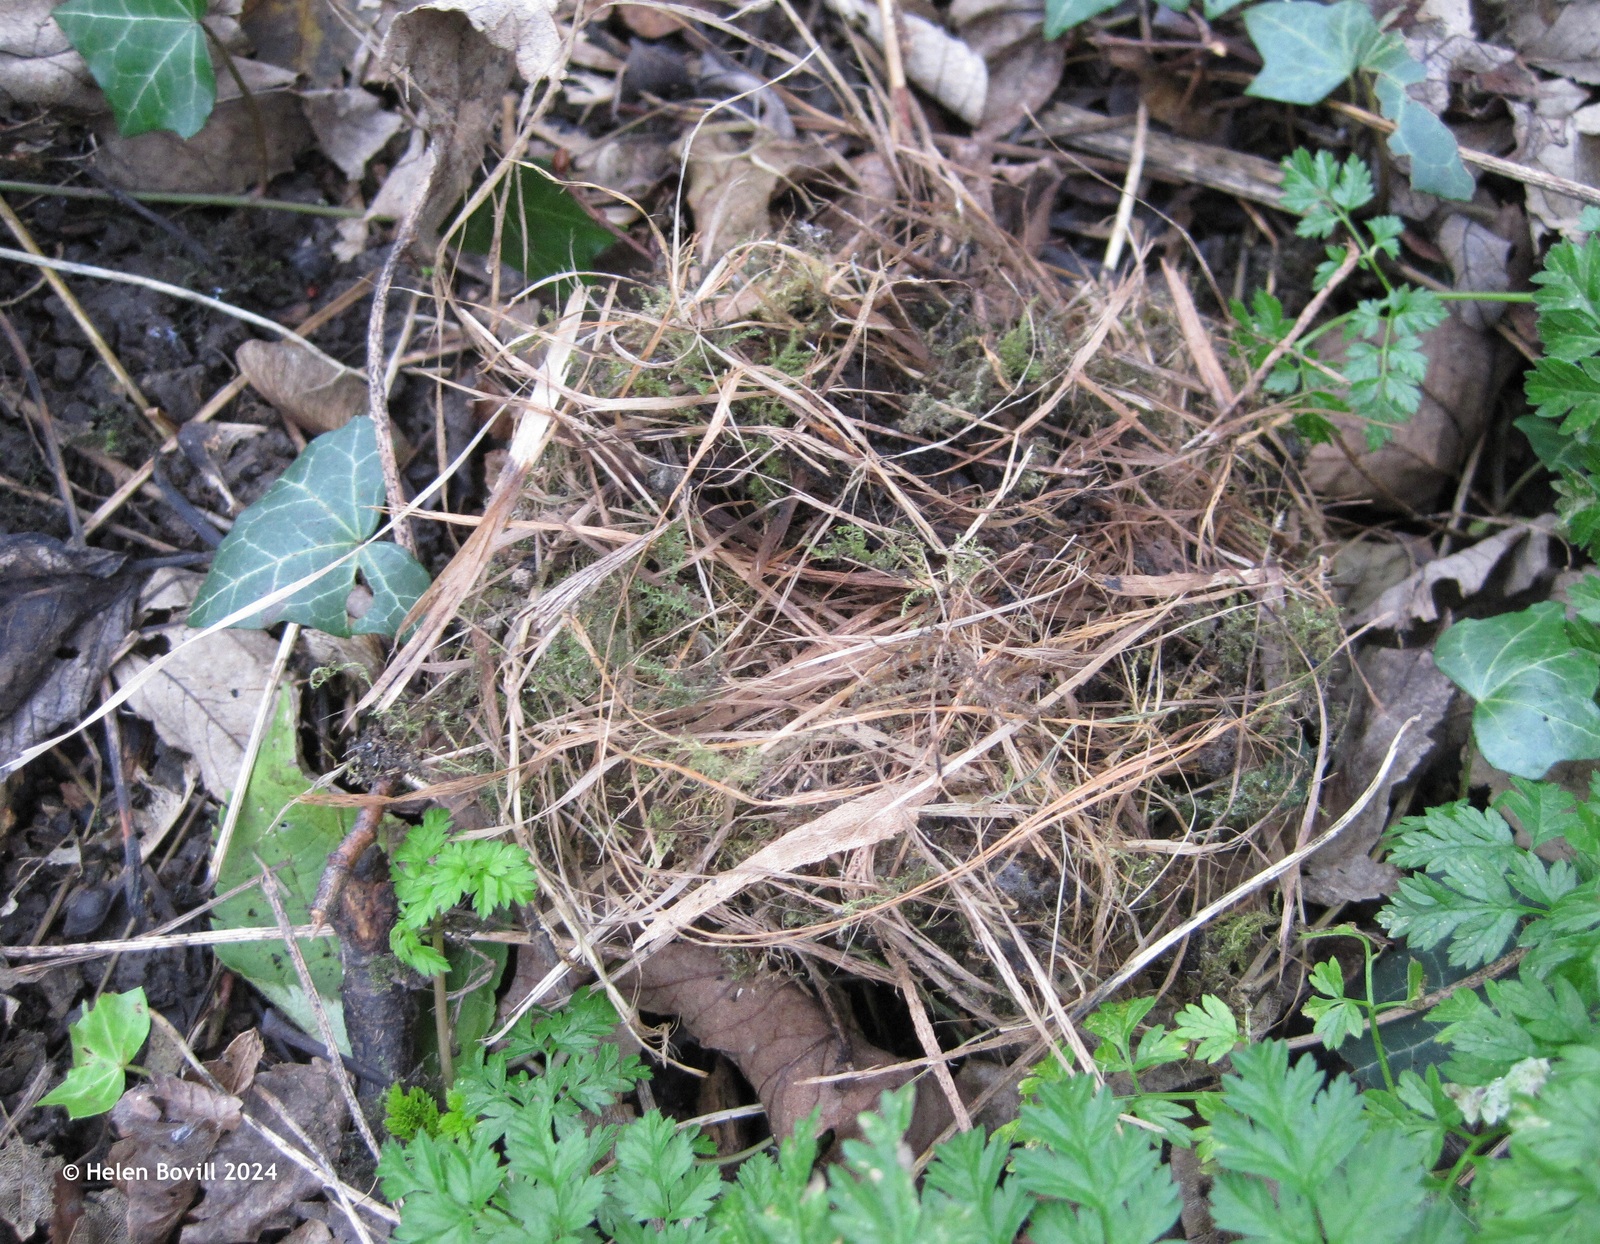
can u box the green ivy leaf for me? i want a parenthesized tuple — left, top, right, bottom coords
(1244, 1, 1373, 105)
(1042, 0, 1121, 39)
(52, 0, 215, 139)
(1435, 603, 1600, 778)
(212, 690, 351, 1050)
(40, 988, 150, 1118)
(1377, 87, 1475, 201)
(188, 416, 429, 638)
(460, 163, 616, 288)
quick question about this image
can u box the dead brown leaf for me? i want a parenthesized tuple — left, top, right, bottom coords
(618, 943, 954, 1151)
(236, 340, 367, 436)
(684, 127, 835, 266)
(1436, 213, 1513, 330)
(298, 89, 403, 182)
(204, 1030, 264, 1099)
(823, 0, 987, 125)
(949, 1, 1063, 134)
(0, 1137, 53, 1241)
(0, 0, 104, 115)
(0, 535, 138, 769)
(1508, 2, 1600, 86)
(180, 1060, 347, 1244)
(114, 570, 293, 803)
(94, 62, 309, 194)
(378, 0, 559, 243)
(111, 1076, 243, 1244)
(1302, 311, 1502, 507)
(1304, 646, 1458, 905)
(1509, 77, 1600, 239)
(1352, 519, 1556, 633)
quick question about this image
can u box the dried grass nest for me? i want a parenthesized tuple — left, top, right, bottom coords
(355, 129, 1347, 1135)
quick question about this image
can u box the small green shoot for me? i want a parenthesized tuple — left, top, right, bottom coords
(40, 988, 150, 1119)
(1234, 150, 1446, 448)
(388, 808, 537, 977)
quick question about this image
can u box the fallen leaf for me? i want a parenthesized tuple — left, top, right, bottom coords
(240, 0, 378, 91)
(949, 0, 1063, 134)
(823, 0, 987, 126)
(1507, 1, 1600, 86)
(1436, 213, 1512, 330)
(1352, 518, 1556, 633)
(111, 1075, 243, 1244)
(377, 0, 560, 242)
(93, 60, 311, 194)
(617, 2, 685, 39)
(204, 1029, 264, 1098)
(1303, 647, 1458, 905)
(0, 1137, 53, 1241)
(297, 88, 403, 182)
(0, 535, 138, 769)
(635, 784, 929, 949)
(179, 1060, 347, 1244)
(1302, 310, 1503, 507)
(684, 126, 834, 266)
(114, 570, 291, 804)
(0, 0, 105, 115)
(1509, 77, 1600, 239)
(236, 340, 367, 437)
(209, 691, 351, 1052)
(618, 943, 955, 1151)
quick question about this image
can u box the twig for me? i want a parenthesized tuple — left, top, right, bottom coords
(1103, 101, 1148, 272)
(365, 150, 438, 558)
(0, 309, 81, 540)
(308, 781, 396, 931)
(0, 247, 349, 373)
(206, 623, 300, 891)
(0, 180, 367, 218)
(98, 680, 144, 923)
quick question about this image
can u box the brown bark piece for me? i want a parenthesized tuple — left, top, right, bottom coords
(617, 943, 954, 1153)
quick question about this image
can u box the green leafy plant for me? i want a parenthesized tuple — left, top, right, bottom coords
(1439, 209, 1600, 778)
(459, 162, 617, 288)
(1232, 149, 1446, 447)
(1044, 1, 1471, 200)
(53, 0, 215, 139)
(388, 808, 537, 977)
(189, 416, 431, 638)
(40, 988, 151, 1118)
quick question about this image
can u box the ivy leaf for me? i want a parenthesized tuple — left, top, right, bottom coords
(212, 691, 350, 1048)
(40, 988, 150, 1118)
(188, 417, 430, 638)
(1041, 0, 1121, 39)
(1435, 603, 1600, 778)
(1378, 87, 1474, 201)
(52, 0, 215, 139)
(1245, 1, 1373, 105)
(460, 163, 616, 288)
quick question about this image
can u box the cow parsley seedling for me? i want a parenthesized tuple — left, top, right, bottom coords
(388, 808, 538, 977)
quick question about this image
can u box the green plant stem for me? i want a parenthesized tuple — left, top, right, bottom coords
(433, 927, 453, 1087)
(0, 180, 366, 218)
(1435, 291, 1536, 303)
